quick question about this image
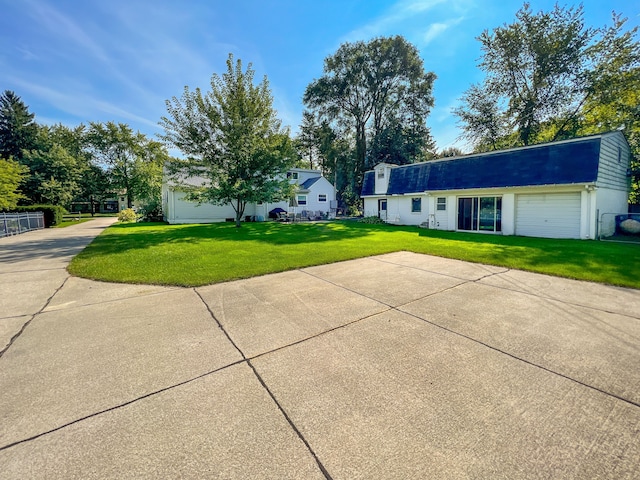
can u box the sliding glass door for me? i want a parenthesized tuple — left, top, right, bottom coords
(457, 196, 502, 232)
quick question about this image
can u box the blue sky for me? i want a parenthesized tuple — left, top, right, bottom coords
(1, 0, 638, 152)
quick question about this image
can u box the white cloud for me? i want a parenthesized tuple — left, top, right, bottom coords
(24, 0, 110, 63)
(423, 17, 465, 45)
(342, 0, 448, 42)
(6, 76, 159, 129)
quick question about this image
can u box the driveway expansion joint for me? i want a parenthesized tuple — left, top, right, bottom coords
(193, 287, 335, 480)
(398, 307, 640, 410)
(0, 276, 69, 359)
(0, 360, 246, 452)
(301, 267, 640, 410)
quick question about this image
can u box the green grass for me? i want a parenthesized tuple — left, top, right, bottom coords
(68, 221, 640, 288)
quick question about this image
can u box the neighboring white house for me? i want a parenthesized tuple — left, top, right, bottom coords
(361, 131, 632, 239)
(162, 167, 336, 224)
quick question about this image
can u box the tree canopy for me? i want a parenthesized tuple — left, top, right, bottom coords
(303, 36, 436, 209)
(86, 122, 167, 210)
(455, 3, 639, 150)
(454, 2, 640, 201)
(160, 54, 295, 227)
(0, 157, 28, 210)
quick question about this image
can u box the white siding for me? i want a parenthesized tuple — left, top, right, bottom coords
(434, 195, 448, 230)
(363, 198, 380, 217)
(393, 195, 428, 225)
(501, 193, 516, 235)
(597, 132, 631, 190)
(516, 193, 581, 239)
(596, 188, 631, 237)
(299, 177, 335, 213)
(374, 164, 394, 195)
(167, 191, 239, 224)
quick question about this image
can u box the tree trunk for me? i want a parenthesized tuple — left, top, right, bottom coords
(234, 198, 245, 228)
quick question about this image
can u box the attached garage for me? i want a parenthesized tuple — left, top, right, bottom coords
(515, 193, 581, 239)
(361, 131, 631, 239)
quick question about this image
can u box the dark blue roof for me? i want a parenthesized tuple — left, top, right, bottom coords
(362, 171, 375, 196)
(301, 177, 321, 189)
(362, 137, 602, 196)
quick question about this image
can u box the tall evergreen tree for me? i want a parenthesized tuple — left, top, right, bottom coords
(0, 90, 38, 161)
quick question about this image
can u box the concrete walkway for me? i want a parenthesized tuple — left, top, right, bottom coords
(1, 220, 639, 479)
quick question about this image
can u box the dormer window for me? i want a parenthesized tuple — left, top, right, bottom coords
(378, 170, 384, 178)
(287, 172, 299, 179)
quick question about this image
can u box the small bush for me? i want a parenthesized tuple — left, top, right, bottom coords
(118, 208, 138, 223)
(137, 199, 163, 222)
(10, 204, 65, 227)
(347, 205, 362, 216)
(359, 216, 385, 224)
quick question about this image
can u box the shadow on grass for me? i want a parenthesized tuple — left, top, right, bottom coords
(75, 220, 640, 288)
(77, 221, 376, 256)
(415, 227, 640, 287)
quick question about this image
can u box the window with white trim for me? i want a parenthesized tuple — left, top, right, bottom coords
(318, 194, 327, 202)
(436, 197, 446, 211)
(297, 195, 307, 205)
(411, 197, 422, 213)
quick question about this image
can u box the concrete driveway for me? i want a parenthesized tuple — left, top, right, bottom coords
(1, 219, 639, 479)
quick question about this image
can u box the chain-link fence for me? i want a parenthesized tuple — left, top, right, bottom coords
(0, 212, 45, 238)
(599, 212, 640, 242)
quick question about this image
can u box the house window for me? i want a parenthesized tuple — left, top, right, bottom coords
(457, 196, 502, 232)
(618, 146, 622, 162)
(297, 195, 307, 205)
(411, 197, 422, 213)
(318, 194, 327, 202)
(437, 197, 446, 211)
(287, 172, 299, 179)
(378, 170, 385, 178)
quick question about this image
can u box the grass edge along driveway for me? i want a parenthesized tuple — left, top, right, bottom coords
(68, 221, 640, 289)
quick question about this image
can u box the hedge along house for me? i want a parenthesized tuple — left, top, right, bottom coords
(162, 167, 336, 224)
(361, 131, 632, 239)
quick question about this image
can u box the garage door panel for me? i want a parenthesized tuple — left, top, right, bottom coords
(516, 193, 581, 239)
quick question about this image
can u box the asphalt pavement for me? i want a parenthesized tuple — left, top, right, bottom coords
(1, 219, 639, 479)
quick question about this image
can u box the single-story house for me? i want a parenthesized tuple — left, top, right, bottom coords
(361, 131, 632, 239)
(162, 167, 336, 224)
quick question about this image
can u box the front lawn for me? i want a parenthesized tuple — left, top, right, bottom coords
(68, 221, 640, 288)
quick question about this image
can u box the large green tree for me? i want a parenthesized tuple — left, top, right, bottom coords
(21, 143, 82, 206)
(86, 122, 167, 209)
(455, 3, 640, 200)
(578, 15, 640, 202)
(0, 157, 28, 210)
(160, 54, 295, 227)
(18, 124, 90, 207)
(455, 3, 595, 147)
(0, 90, 38, 161)
(303, 36, 435, 204)
(455, 3, 639, 151)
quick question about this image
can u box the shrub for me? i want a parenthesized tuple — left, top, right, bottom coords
(359, 216, 385, 224)
(137, 199, 163, 222)
(10, 204, 65, 227)
(118, 208, 138, 223)
(347, 204, 362, 216)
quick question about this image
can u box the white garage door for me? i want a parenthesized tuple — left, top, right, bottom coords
(516, 193, 581, 239)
